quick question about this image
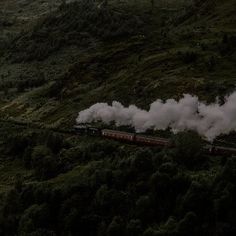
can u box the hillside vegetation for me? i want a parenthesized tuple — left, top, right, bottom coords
(0, 0, 236, 235)
(0, 0, 235, 125)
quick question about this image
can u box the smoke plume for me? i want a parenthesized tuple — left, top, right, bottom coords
(76, 92, 236, 141)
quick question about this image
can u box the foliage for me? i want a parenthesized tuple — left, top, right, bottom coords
(1, 127, 236, 235)
(9, 0, 143, 62)
(0, 0, 236, 235)
(172, 131, 205, 168)
(178, 50, 198, 64)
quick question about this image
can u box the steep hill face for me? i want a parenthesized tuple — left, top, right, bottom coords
(0, 0, 235, 128)
(183, 0, 236, 27)
(0, 1, 236, 235)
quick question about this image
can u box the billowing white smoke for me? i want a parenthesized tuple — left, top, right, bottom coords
(76, 92, 236, 141)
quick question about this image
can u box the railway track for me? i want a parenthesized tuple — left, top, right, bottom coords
(1, 118, 236, 156)
(0, 118, 75, 135)
(74, 125, 236, 156)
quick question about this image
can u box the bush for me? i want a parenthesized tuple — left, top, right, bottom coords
(177, 212, 197, 236)
(31, 146, 59, 180)
(219, 34, 236, 56)
(205, 55, 217, 72)
(107, 216, 125, 236)
(179, 50, 198, 64)
(46, 133, 64, 154)
(7, 134, 33, 157)
(18, 204, 53, 235)
(9, 1, 143, 62)
(135, 195, 153, 222)
(172, 131, 205, 168)
(131, 148, 153, 172)
(182, 180, 212, 217)
(127, 219, 142, 236)
(23, 147, 33, 168)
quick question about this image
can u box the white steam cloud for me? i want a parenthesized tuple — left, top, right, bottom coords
(76, 92, 236, 141)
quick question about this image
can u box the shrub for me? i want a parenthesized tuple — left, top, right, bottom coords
(31, 146, 59, 180)
(172, 131, 204, 168)
(179, 50, 198, 64)
(126, 219, 142, 236)
(107, 216, 125, 236)
(23, 147, 33, 169)
(131, 148, 153, 172)
(177, 212, 197, 236)
(18, 204, 53, 235)
(9, 1, 143, 62)
(46, 133, 64, 154)
(135, 195, 153, 222)
(219, 34, 236, 56)
(7, 134, 32, 157)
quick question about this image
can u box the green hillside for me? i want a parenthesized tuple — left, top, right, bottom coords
(0, 0, 235, 126)
(0, 0, 236, 235)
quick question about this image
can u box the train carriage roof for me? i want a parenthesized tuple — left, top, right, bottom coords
(74, 125, 88, 129)
(102, 129, 135, 136)
(136, 134, 170, 142)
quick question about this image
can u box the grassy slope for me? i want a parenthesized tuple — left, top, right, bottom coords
(0, 0, 235, 188)
(0, 0, 235, 126)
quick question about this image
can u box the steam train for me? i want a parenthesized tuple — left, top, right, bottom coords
(74, 125, 172, 147)
(203, 144, 236, 156)
(74, 125, 236, 156)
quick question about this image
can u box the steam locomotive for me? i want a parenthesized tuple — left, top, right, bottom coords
(74, 125, 236, 156)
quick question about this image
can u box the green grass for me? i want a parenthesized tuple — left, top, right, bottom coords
(0, 0, 234, 122)
(0, 159, 32, 193)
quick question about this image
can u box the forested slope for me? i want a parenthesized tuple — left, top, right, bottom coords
(0, 0, 236, 235)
